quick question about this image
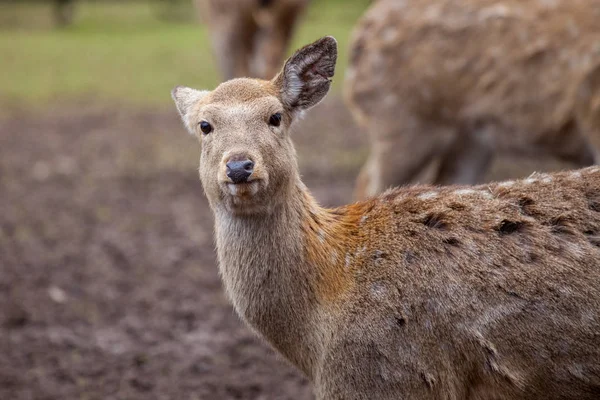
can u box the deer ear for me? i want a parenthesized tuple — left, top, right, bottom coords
(273, 36, 337, 113)
(171, 86, 209, 134)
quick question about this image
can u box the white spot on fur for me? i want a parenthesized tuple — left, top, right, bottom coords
(538, 0, 560, 9)
(48, 286, 67, 303)
(381, 26, 398, 43)
(228, 184, 239, 196)
(565, 241, 585, 259)
(32, 161, 51, 181)
(318, 229, 326, 244)
(524, 178, 538, 184)
(345, 254, 351, 270)
(464, 241, 479, 256)
(331, 251, 338, 265)
(424, 4, 442, 20)
(454, 189, 477, 196)
(571, 171, 582, 179)
(478, 4, 511, 20)
(454, 189, 493, 199)
(418, 191, 438, 200)
(541, 176, 553, 183)
(479, 190, 494, 199)
(370, 282, 388, 300)
(356, 246, 366, 257)
(497, 180, 515, 188)
(360, 215, 369, 225)
(383, 94, 398, 107)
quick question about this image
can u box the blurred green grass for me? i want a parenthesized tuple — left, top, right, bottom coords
(0, 0, 369, 108)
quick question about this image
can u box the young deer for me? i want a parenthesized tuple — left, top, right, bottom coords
(345, 0, 600, 200)
(194, 0, 310, 80)
(172, 37, 600, 399)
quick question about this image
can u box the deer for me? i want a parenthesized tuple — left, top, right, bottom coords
(171, 36, 600, 399)
(194, 0, 310, 80)
(345, 0, 600, 200)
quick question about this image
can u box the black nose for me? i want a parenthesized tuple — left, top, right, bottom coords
(226, 159, 254, 183)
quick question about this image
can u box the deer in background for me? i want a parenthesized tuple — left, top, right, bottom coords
(194, 0, 310, 80)
(345, 0, 600, 200)
(54, 0, 76, 27)
(172, 36, 600, 399)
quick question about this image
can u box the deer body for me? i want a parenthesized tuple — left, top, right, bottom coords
(172, 37, 600, 399)
(345, 0, 600, 199)
(194, 0, 309, 80)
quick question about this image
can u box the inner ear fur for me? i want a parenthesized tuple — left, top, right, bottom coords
(273, 36, 337, 112)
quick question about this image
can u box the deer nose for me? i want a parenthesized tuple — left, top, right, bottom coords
(226, 159, 254, 183)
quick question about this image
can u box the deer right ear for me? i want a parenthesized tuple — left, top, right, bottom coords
(171, 86, 209, 134)
(273, 36, 337, 114)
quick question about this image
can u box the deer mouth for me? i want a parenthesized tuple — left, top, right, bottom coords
(224, 180, 261, 197)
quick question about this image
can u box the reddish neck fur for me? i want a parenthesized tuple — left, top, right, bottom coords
(212, 173, 359, 377)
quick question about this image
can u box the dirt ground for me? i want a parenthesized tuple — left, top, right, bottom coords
(0, 97, 572, 400)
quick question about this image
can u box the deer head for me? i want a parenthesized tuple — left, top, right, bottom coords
(172, 36, 337, 216)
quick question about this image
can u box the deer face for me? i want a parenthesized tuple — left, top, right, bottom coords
(172, 36, 337, 215)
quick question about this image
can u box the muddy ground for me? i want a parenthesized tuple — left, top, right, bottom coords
(0, 97, 571, 399)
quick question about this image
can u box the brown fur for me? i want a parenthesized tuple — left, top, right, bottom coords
(172, 37, 600, 399)
(345, 0, 600, 200)
(194, 0, 310, 80)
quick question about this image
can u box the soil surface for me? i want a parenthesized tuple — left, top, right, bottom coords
(0, 97, 571, 399)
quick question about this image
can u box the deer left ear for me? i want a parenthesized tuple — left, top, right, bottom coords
(273, 36, 337, 113)
(171, 86, 209, 134)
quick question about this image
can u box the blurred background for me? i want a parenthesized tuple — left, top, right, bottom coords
(0, 0, 582, 399)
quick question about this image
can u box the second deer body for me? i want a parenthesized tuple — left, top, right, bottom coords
(346, 0, 600, 200)
(173, 37, 600, 399)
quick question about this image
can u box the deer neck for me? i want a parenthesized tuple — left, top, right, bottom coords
(213, 176, 352, 377)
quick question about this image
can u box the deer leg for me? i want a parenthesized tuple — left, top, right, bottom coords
(572, 62, 600, 165)
(555, 134, 598, 168)
(252, 1, 307, 79)
(434, 134, 494, 186)
(547, 119, 598, 168)
(210, 12, 258, 80)
(354, 123, 454, 200)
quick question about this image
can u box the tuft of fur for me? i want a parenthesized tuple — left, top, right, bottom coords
(173, 37, 600, 400)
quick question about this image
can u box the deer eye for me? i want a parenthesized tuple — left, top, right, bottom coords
(268, 113, 282, 127)
(199, 121, 213, 135)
